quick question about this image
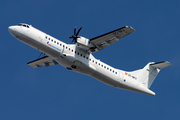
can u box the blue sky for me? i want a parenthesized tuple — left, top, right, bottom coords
(1, 0, 180, 119)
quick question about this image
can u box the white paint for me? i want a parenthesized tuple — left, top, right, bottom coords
(8, 23, 171, 96)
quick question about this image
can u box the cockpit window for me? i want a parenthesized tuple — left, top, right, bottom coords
(18, 23, 30, 28)
(18, 24, 23, 26)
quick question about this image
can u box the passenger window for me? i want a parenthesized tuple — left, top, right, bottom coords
(63, 45, 64, 47)
(60, 44, 62, 46)
(95, 62, 97, 64)
(69, 48, 70, 50)
(89, 59, 91, 61)
(72, 50, 73, 52)
(80, 54, 82, 56)
(78, 53, 79, 55)
(99, 63, 100, 66)
(101, 65, 103, 67)
(107, 68, 109, 70)
(104, 66, 106, 68)
(110, 69, 111, 71)
(66, 47, 67, 49)
(45, 36, 47, 39)
(54, 41, 56, 43)
(83, 56, 85, 58)
(49, 38, 51, 40)
(86, 57, 88, 59)
(113, 70, 114, 73)
(51, 39, 53, 42)
(92, 60, 94, 63)
(57, 42, 59, 45)
(115, 72, 117, 74)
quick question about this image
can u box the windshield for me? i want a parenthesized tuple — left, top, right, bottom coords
(18, 23, 30, 28)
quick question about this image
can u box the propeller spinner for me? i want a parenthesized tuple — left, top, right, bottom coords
(69, 27, 82, 43)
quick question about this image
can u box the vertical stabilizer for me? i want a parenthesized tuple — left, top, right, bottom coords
(130, 61, 171, 89)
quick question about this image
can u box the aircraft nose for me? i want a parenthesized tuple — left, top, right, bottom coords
(8, 26, 15, 33)
(8, 26, 17, 36)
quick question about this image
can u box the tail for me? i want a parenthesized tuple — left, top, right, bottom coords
(130, 61, 171, 89)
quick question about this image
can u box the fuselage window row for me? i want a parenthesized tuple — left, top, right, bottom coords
(45, 36, 117, 74)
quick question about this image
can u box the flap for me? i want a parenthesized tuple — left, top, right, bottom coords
(27, 56, 59, 68)
(90, 26, 135, 52)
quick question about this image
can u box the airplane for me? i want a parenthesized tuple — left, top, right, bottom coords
(8, 23, 171, 96)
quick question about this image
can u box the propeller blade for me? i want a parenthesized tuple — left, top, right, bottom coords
(74, 27, 77, 36)
(69, 26, 82, 43)
(71, 39, 75, 44)
(76, 27, 82, 36)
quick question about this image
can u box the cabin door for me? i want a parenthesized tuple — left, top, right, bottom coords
(118, 72, 124, 83)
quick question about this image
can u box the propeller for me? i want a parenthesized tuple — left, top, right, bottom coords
(68, 27, 82, 43)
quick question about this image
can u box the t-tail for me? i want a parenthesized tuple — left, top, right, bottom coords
(129, 61, 171, 96)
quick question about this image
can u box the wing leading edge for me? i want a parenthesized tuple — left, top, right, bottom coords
(89, 26, 135, 52)
(27, 56, 59, 68)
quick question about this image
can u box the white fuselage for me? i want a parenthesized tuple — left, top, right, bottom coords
(8, 24, 155, 95)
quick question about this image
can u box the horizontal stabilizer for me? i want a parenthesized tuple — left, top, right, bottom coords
(27, 56, 58, 68)
(150, 61, 171, 69)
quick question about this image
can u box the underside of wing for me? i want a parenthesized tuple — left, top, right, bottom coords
(89, 26, 135, 52)
(27, 56, 59, 68)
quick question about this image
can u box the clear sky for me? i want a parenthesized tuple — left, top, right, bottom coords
(1, 0, 180, 120)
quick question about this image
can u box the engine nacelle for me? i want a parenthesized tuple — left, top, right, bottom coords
(76, 36, 95, 51)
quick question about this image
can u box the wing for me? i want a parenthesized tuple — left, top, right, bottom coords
(27, 56, 59, 68)
(89, 26, 135, 52)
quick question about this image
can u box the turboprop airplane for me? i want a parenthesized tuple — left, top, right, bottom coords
(8, 23, 171, 96)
